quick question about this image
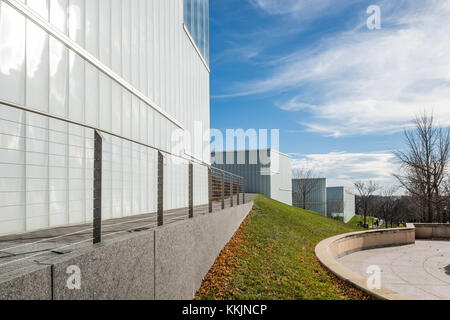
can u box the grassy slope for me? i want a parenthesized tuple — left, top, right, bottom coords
(197, 195, 365, 300)
(347, 214, 379, 228)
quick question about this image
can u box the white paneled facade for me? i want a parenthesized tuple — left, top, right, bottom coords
(326, 187, 356, 223)
(0, 0, 210, 235)
(212, 149, 292, 206)
(270, 150, 292, 206)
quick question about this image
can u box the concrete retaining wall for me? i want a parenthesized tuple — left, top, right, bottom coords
(0, 201, 253, 300)
(413, 223, 450, 239)
(0, 264, 52, 300)
(155, 203, 252, 299)
(49, 231, 156, 300)
(315, 226, 416, 300)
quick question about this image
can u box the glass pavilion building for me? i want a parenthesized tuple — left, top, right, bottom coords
(0, 0, 211, 235)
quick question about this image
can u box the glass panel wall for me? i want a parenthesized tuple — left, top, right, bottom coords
(183, 0, 209, 65)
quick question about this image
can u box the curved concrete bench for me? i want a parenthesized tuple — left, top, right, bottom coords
(315, 226, 416, 300)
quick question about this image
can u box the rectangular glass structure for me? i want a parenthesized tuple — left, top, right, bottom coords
(0, 0, 211, 235)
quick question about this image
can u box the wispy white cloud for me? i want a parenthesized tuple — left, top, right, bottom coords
(249, 0, 339, 16)
(249, 0, 304, 15)
(292, 151, 399, 189)
(221, 0, 450, 136)
(276, 96, 316, 111)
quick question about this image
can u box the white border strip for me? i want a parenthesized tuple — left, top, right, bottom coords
(183, 24, 211, 73)
(4, 0, 184, 129)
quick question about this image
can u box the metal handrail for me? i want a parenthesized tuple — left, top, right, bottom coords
(0, 99, 247, 245)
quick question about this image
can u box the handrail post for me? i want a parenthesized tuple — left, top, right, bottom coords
(230, 174, 233, 207)
(243, 179, 246, 204)
(237, 177, 240, 205)
(208, 168, 212, 213)
(93, 131, 102, 244)
(221, 171, 225, 210)
(189, 162, 193, 218)
(157, 152, 164, 226)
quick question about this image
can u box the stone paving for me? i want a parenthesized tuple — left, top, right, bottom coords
(338, 240, 450, 300)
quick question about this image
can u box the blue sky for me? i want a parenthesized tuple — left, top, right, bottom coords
(209, 0, 450, 188)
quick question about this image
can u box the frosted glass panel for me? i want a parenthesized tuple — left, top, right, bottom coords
(99, 0, 111, 67)
(49, 1, 68, 117)
(26, 0, 49, 111)
(121, 0, 131, 82)
(49, 35, 68, 117)
(68, 51, 85, 122)
(0, 3, 26, 105)
(85, 63, 99, 127)
(99, 74, 112, 131)
(68, 0, 85, 46)
(184, 0, 209, 65)
(85, 0, 99, 58)
(111, 0, 122, 75)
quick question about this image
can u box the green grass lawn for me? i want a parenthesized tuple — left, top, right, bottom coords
(197, 194, 367, 300)
(347, 214, 380, 228)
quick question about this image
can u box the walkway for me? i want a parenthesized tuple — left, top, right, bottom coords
(338, 240, 450, 300)
(0, 194, 255, 275)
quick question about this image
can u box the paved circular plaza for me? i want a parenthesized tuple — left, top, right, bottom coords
(338, 240, 450, 300)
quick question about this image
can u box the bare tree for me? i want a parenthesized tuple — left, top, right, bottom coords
(403, 192, 425, 222)
(392, 196, 414, 227)
(292, 168, 323, 210)
(394, 112, 450, 222)
(354, 180, 379, 227)
(380, 186, 398, 228)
